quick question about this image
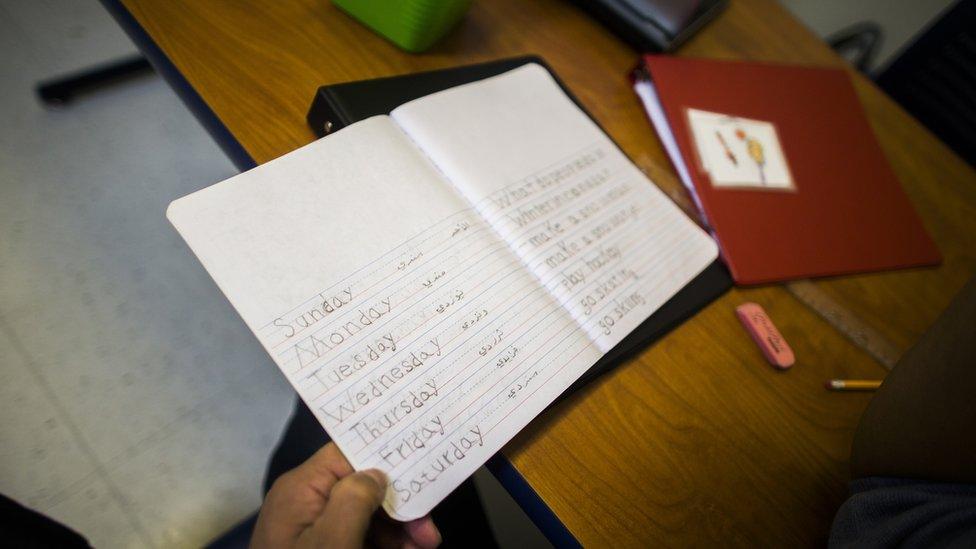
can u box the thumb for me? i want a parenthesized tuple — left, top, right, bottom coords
(300, 469, 387, 549)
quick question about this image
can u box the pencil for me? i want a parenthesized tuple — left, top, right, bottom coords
(825, 379, 883, 391)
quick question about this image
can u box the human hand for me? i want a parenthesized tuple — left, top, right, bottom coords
(251, 443, 441, 549)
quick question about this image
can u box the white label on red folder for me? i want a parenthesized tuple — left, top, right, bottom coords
(687, 108, 795, 191)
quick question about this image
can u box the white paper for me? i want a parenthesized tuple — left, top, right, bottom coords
(633, 79, 703, 212)
(393, 64, 718, 351)
(686, 108, 794, 189)
(168, 66, 717, 521)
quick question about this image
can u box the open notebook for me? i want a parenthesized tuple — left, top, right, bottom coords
(168, 64, 718, 520)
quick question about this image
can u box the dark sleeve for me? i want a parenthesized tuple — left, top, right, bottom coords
(850, 277, 976, 484)
(830, 477, 976, 549)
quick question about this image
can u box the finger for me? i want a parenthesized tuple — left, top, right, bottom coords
(405, 516, 442, 548)
(288, 443, 355, 498)
(253, 443, 356, 547)
(368, 512, 440, 549)
(367, 516, 411, 549)
(253, 467, 335, 546)
(260, 444, 350, 527)
(303, 469, 387, 549)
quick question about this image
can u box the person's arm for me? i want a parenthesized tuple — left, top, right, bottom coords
(850, 277, 976, 483)
(251, 443, 441, 549)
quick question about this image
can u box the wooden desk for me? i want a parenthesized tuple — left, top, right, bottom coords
(106, 0, 976, 545)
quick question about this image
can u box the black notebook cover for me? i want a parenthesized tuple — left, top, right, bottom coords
(307, 56, 731, 395)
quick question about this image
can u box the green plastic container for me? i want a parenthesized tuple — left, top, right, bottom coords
(333, 0, 472, 53)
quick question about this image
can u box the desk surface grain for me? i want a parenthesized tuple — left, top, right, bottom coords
(117, 0, 976, 544)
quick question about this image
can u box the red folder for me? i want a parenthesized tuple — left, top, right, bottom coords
(640, 55, 940, 284)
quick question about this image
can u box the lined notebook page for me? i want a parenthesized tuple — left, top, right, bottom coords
(392, 64, 718, 351)
(167, 115, 591, 520)
(167, 65, 716, 521)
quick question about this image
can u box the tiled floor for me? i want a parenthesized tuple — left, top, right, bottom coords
(0, 1, 294, 546)
(0, 1, 549, 547)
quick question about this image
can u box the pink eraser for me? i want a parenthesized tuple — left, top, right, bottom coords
(736, 302, 795, 369)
